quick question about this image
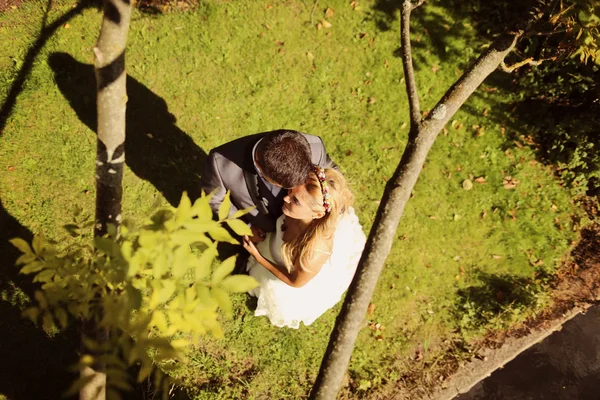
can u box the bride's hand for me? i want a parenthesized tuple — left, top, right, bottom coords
(242, 235, 261, 259)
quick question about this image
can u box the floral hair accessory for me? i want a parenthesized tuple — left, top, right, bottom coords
(313, 166, 331, 213)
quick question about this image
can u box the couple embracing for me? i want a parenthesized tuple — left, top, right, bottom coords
(200, 130, 366, 328)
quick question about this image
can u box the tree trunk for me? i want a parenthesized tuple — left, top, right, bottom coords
(82, 0, 131, 399)
(93, 0, 131, 238)
(309, 2, 522, 398)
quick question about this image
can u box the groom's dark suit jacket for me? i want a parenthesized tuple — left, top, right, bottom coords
(200, 130, 333, 233)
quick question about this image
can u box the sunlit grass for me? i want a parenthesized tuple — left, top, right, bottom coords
(0, 0, 580, 397)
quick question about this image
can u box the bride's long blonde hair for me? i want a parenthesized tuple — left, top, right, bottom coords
(281, 168, 354, 271)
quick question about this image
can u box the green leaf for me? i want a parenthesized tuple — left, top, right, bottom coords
(153, 252, 169, 278)
(21, 261, 44, 274)
(171, 230, 213, 247)
(82, 336, 101, 352)
(230, 206, 255, 219)
(139, 230, 160, 248)
(172, 246, 191, 279)
(196, 284, 218, 310)
(55, 308, 68, 329)
(138, 361, 154, 383)
(16, 253, 36, 265)
(212, 287, 232, 317)
(32, 233, 46, 255)
(33, 268, 54, 283)
(64, 374, 96, 397)
(208, 227, 239, 244)
(218, 192, 232, 221)
(22, 307, 40, 322)
(191, 194, 213, 221)
(195, 244, 218, 281)
(94, 236, 117, 256)
(152, 311, 169, 333)
(158, 280, 177, 306)
(9, 238, 33, 255)
(42, 311, 56, 331)
(225, 219, 252, 236)
(175, 191, 192, 225)
(182, 219, 219, 233)
(107, 388, 123, 400)
(211, 256, 236, 285)
(220, 275, 259, 293)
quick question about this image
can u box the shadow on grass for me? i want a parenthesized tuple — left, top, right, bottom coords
(454, 271, 545, 334)
(372, 0, 600, 195)
(0, 0, 100, 135)
(48, 52, 208, 206)
(0, 198, 79, 399)
(373, 0, 479, 71)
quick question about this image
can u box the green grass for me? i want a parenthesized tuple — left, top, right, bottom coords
(0, 0, 581, 398)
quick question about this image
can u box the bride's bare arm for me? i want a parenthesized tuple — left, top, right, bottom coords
(242, 236, 329, 288)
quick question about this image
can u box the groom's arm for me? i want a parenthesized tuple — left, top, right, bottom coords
(200, 150, 239, 216)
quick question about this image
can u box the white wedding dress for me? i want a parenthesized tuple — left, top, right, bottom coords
(246, 207, 366, 329)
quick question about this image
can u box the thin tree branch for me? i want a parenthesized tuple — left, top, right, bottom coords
(400, 0, 422, 129)
(500, 57, 553, 72)
(309, 30, 522, 400)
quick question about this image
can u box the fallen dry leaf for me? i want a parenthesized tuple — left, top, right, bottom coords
(317, 22, 323, 30)
(321, 19, 332, 28)
(306, 51, 315, 61)
(462, 179, 473, 190)
(503, 176, 520, 189)
(359, 32, 369, 39)
(492, 254, 503, 259)
(325, 7, 335, 18)
(350, 0, 358, 9)
(431, 65, 439, 73)
(429, 216, 437, 220)
(264, 23, 272, 30)
(483, 108, 489, 116)
(368, 96, 376, 104)
(367, 303, 376, 315)
(8, 166, 15, 171)
(474, 176, 487, 184)
(275, 40, 284, 46)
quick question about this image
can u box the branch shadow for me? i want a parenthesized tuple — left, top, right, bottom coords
(0, 0, 101, 135)
(453, 271, 545, 334)
(0, 199, 79, 399)
(373, 0, 476, 71)
(373, 0, 600, 195)
(48, 52, 208, 206)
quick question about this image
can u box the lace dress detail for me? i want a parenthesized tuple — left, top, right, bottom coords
(246, 207, 366, 328)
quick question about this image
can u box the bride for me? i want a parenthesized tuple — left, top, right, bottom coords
(242, 166, 366, 328)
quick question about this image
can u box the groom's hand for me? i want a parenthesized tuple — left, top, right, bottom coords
(250, 225, 266, 243)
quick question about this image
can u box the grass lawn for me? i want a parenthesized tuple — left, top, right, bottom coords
(0, 0, 582, 398)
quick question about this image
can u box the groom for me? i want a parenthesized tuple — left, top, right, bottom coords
(200, 129, 333, 242)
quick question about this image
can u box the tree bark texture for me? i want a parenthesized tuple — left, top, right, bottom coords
(309, 3, 522, 399)
(93, 0, 131, 238)
(82, 1, 132, 399)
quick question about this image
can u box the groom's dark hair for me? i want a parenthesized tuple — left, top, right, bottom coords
(256, 130, 312, 188)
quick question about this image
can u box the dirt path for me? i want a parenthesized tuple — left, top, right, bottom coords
(0, 0, 23, 14)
